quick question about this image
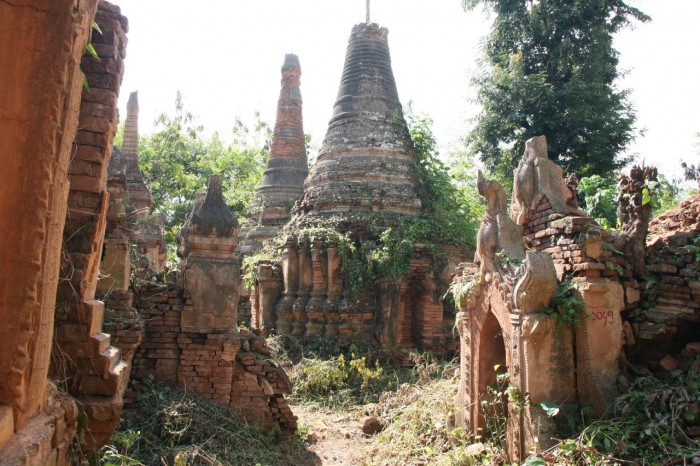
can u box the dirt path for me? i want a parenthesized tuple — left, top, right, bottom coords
(291, 403, 373, 466)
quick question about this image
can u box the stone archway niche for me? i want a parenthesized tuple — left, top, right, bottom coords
(477, 311, 507, 435)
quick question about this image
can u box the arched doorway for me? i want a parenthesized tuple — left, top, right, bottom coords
(477, 311, 507, 442)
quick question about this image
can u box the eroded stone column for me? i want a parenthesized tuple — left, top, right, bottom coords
(324, 238, 342, 336)
(275, 238, 298, 334)
(0, 0, 99, 437)
(305, 238, 328, 336)
(257, 262, 280, 335)
(574, 277, 625, 416)
(292, 240, 311, 336)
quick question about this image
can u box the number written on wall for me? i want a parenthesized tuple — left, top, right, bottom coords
(590, 310, 614, 326)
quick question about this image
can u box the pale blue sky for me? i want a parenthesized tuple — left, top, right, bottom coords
(115, 0, 699, 180)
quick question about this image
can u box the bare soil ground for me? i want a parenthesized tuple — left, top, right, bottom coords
(291, 403, 373, 466)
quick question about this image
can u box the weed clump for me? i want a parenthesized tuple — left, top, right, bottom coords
(355, 359, 501, 466)
(290, 353, 401, 408)
(531, 372, 700, 465)
(99, 383, 303, 466)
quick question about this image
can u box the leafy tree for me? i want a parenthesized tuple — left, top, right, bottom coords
(577, 174, 619, 228)
(578, 172, 681, 229)
(138, 92, 270, 254)
(408, 113, 477, 249)
(464, 0, 649, 180)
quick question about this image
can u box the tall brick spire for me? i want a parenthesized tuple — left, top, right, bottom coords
(260, 54, 307, 197)
(122, 91, 151, 220)
(295, 23, 421, 218)
(239, 54, 308, 254)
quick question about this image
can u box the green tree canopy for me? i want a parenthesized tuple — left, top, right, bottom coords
(138, 92, 270, 255)
(464, 0, 649, 180)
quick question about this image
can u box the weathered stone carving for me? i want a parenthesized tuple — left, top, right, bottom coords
(454, 136, 629, 462)
(511, 136, 585, 226)
(475, 170, 525, 279)
(617, 163, 658, 276)
(512, 251, 558, 314)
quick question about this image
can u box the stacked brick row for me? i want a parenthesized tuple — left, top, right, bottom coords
(522, 197, 631, 280)
(128, 289, 182, 402)
(410, 248, 450, 351)
(178, 332, 236, 405)
(521, 196, 644, 338)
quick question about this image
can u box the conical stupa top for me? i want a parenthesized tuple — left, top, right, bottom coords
(297, 23, 422, 217)
(190, 175, 239, 238)
(258, 53, 307, 197)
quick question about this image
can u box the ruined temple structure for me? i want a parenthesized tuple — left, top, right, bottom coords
(123, 175, 296, 435)
(451, 136, 636, 462)
(249, 23, 464, 352)
(0, 1, 135, 462)
(238, 54, 308, 255)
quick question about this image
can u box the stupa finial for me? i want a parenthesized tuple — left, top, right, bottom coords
(366, 0, 370, 23)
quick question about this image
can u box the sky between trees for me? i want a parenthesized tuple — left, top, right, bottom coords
(115, 0, 699, 180)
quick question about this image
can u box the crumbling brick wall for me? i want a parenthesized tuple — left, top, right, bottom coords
(0, 0, 112, 463)
(114, 176, 297, 436)
(119, 286, 297, 435)
(623, 193, 700, 371)
(52, 1, 134, 450)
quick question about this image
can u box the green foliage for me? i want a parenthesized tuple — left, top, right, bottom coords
(113, 121, 124, 150)
(579, 172, 681, 229)
(82, 21, 102, 90)
(98, 383, 303, 465)
(577, 174, 619, 229)
(408, 113, 476, 248)
(536, 373, 700, 464)
(464, 0, 649, 181)
(446, 144, 486, 240)
(549, 280, 584, 326)
(651, 174, 683, 218)
(290, 353, 397, 408)
(138, 92, 269, 257)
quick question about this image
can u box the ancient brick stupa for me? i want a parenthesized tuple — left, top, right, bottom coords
(238, 54, 308, 255)
(294, 23, 421, 218)
(251, 23, 462, 352)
